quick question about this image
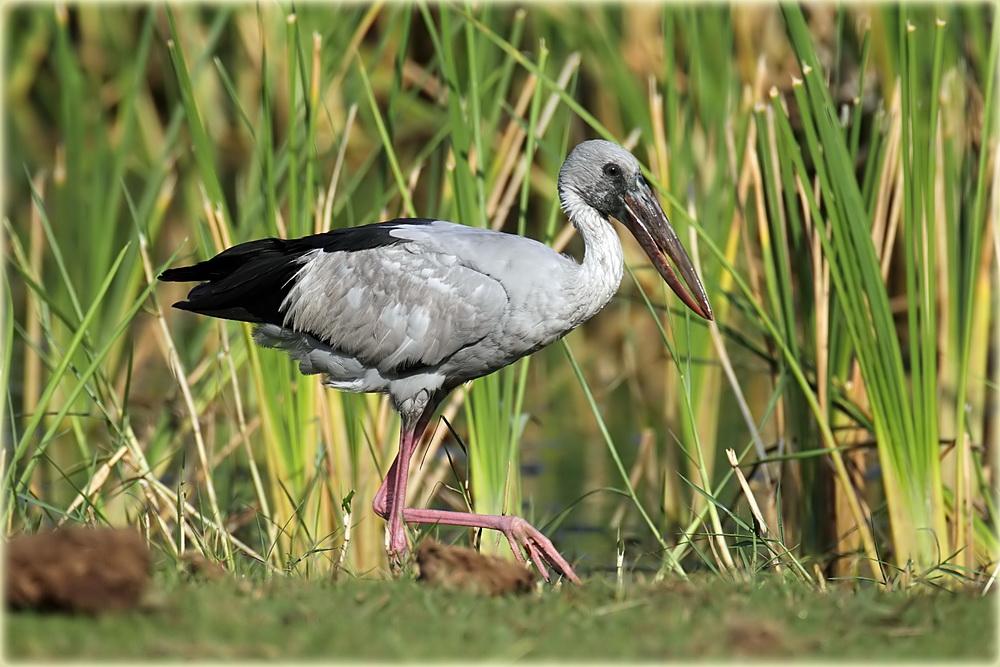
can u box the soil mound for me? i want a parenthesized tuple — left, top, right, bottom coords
(416, 539, 535, 596)
(6, 527, 151, 613)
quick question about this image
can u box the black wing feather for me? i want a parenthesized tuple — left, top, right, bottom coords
(159, 219, 434, 326)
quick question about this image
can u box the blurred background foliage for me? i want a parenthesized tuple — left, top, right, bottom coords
(3, 2, 996, 588)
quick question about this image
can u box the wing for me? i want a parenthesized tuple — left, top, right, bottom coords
(160, 219, 511, 375)
(159, 218, 437, 325)
(282, 243, 509, 374)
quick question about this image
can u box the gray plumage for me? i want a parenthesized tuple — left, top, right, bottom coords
(163, 140, 708, 420)
(160, 139, 713, 583)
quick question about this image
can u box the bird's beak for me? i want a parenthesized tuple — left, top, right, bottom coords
(619, 179, 714, 320)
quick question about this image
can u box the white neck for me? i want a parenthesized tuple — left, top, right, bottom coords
(559, 187, 624, 326)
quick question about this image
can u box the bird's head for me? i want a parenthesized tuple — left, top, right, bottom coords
(558, 140, 714, 321)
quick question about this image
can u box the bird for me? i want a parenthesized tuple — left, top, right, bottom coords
(159, 140, 713, 584)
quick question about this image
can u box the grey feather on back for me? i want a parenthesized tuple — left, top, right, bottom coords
(282, 245, 508, 375)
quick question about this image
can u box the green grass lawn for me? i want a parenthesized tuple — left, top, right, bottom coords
(6, 575, 995, 661)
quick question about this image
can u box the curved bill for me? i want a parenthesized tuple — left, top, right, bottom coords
(619, 179, 714, 321)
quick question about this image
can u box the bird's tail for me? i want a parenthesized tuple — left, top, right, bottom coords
(158, 238, 311, 325)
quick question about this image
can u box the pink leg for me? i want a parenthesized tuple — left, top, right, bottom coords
(384, 430, 417, 561)
(370, 397, 580, 584)
(371, 458, 397, 519)
(402, 508, 582, 584)
(376, 402, 437, 566)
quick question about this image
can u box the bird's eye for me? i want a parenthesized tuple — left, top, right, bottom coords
(603, 163, 622, 177)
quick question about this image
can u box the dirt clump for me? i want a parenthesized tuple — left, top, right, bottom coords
(724, 612, 792, 657)
(6, 526, 151, 614)
(415, 539, 535, 596)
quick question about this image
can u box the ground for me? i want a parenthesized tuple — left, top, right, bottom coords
(6, 574, 995, 661)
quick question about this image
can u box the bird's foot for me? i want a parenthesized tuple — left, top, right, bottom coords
(385, 507, 582, 585)
(499, 516, 581, 585)
(385, 520, 410, 572)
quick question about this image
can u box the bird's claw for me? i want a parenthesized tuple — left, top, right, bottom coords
(501, 517, 581, 585)
(385, 519, 411, 574)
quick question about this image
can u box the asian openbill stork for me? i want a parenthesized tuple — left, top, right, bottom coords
(159, 140, 713, 584)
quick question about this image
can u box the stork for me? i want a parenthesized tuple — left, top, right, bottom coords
(160, 140, 713, 584)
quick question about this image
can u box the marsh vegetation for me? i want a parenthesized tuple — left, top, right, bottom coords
(3, 4, 997, 655)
